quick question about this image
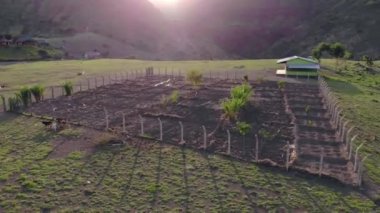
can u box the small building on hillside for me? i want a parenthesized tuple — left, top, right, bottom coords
(276, 56, 320, 77)
(15, 36, 38, 46)
(0, 35, 13, 47)
(84, 49, 101, 59)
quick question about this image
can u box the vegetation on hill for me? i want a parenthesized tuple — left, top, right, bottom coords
(1, 0, 379, 59)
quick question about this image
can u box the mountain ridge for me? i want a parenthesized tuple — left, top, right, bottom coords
(0, 0, 379, 60)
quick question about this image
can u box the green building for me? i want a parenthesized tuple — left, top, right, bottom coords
(276, 56, 320, 77)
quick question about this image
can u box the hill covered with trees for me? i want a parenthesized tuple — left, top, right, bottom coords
(0, 0, 379, 60)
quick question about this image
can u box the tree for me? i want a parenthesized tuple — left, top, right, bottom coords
(236, 121, 251, 156)
(361, 55, 374, 67)
(312, 42, 331, 61)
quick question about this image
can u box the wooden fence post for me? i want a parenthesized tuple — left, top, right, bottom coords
(104, 107, 109, 130)
(348, 135, 358, 160)
(158, 118, 163, 141)
(179, 121, 184, 144)
(51, 87, 55, 99)
(319, 148, 324, 177)
(354, 143, 364, 172)
(286, 141, 290, 171)
(227, 130, 231, 155)
(139, 115, 144, 136)
(255, 134, 259, 162)
(202, 126, 207, 150)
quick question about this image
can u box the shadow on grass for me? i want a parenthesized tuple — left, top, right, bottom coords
(228, 159, 258, 209)
(181, 147, 190, 212)
(150, 142, 163, 208)
(120, 143, 142, 203)
(204, 154, 225, 211)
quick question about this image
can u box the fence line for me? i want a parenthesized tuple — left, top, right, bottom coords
(318, 76, 364, 186)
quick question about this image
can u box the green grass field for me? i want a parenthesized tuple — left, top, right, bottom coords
(0, 59, 277, 92)
(0, 59, 379, 211)
(0, 115, 376, 212)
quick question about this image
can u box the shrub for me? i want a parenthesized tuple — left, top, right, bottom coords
(19, 87, 32, 107)
(236, 121, 251, 136)
(63, 81, 73, 96)
(361, 55, 374, 67)
(231, 83, 252, 104)
(187, 70, 203, 87)
(8, 95, 22, 112)
(30, 85, 45, 102)
(221, 98, 245, 121)
(278, 81, 286, 90)
(169, 90, 180, 104)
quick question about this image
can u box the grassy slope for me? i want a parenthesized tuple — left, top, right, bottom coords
(321, 60, 380, 188)
(0, 116, 376, 212)
(0, 59, 276, 92)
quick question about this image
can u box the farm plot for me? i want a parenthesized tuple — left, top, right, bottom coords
(283, 83, 357, 185)
(26, 76, 294, 166)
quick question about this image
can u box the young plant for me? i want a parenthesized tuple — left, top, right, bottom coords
(63, 81, 74, 96)
(278, 81, 286, 90)
(221, 98, 245, 121)
(305, 105, 311, 115)
(187, 70, 203, 88)
(19, 87, 32, 107)
(30, 85, 45, 102)
(169, 90, 180, 104)
(231, 83, 252, 104)
(1, 95, 5, 110)
(236, 121, 252, 156)
(8, 95, 22, 112)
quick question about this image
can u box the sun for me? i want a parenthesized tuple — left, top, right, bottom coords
(149, 0, 179, 8)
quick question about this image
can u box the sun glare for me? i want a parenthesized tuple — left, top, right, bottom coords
(149, 0, 179, 8)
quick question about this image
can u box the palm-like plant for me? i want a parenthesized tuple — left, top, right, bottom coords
(8, 95, 22, 112)
(63, 81, 74, 96)
(30, 85, 45, 102)
(231, 83, 252, 104)
(19, 87, 32, 107)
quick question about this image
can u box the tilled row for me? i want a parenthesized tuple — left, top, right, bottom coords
(284, 82, 357, 184)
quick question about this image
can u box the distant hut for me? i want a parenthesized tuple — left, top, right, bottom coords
(276, 56, 320, 77)
(84, 49, 101, 59)
(0, 35, 13, 47)
(15, 35, 37, 46)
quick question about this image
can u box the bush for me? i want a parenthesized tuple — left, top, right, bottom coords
(63, 81, 73, 96)
(231, 83, 252, 104)
(19, 87, 32, 107)
(221, 98, 245, 121)
(30, 85, 45, 102)
(236, 121, 251, 136)
(187, 70, 203, 87)
(278, 81, 286, 90)
(8, 95, 22, 112)
(169, 90, 180, 104)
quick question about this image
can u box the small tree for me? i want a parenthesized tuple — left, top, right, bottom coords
(362, 55, 374, 67)
(63, 82, 74, 96)
(19, 87, 32, 107)
(30, 85, 45, 102)
(187, 70, 203, 88)
(278, 81, 286, 90)
(329, 42, 347, 71)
